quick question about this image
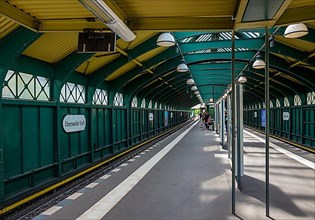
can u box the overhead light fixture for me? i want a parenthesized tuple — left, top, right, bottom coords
(253, 53, 265, 69)
(191, 85, 197, 91)
(238, 75, 247, 84)
(177, 61, 189, 72)
(186, 76, 195, 85)
(78, 0, 136, 42)
(156, 32, 175, 47)
(194, 91, 199, 95)
(284, 23, 308, 38)
(209, 98, 214, 103)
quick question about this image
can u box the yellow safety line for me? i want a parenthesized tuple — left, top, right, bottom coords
(245, 126, 315, 154)
(0, 122, 188, 215)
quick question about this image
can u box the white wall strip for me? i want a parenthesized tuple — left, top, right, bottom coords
(244, 130, 315, 170)
(77, 121, 198, 220)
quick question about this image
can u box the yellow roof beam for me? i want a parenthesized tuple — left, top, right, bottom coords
(0, 1, 39, 31)
(276, 6, 315, 25)
(40, 19, 107, 32)
(38, 17, 232, 32)
(234, 0, 292, 30)
(234, 0, 248, 29)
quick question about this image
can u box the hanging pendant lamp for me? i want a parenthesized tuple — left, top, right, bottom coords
(284, 23, 308, 38)
(191, 85, 197, 91)
(186, 76, 195, 85)
(253, 53, 265, 69)
(157, 33, 175, 47)
(177, 62, 189, 72)
(238, 75, 247, 84)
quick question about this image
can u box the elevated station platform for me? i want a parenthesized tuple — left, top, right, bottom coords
(33, 120, 315, 220)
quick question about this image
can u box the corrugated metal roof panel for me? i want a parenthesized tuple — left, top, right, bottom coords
(23, 32, 78, 63)
(8, 0, 92, 19)
(76, 53, 121, 74)
(275, 35, 315, 53)
(106, 62, 137, 81)
(115, 0, 236, 17)
(0, 16, 19, 39)
(288, 0, 315, 8)
(117, 31, 156, 50)
(137, 47, 166, 62)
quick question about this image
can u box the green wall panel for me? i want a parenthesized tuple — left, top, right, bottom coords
(91, 108, 98, 149)
(22, 106, 40, 171)
(104, 109, 111, 146)
(3, 105, 21, 178)
(33, 167, 56, 185)
(59, 107, 70, 159)
(39, 107, 55, 166)
(4, 175, 29, 198)
(98, 109, 105, 147)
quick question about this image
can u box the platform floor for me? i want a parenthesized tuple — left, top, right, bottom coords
(34, 120, 315, 220)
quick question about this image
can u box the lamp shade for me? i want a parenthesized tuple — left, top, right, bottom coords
(238, 76, 247, 84)
(177, 63, 189, 72)
(209, 98, 214, 103)
(253, 54, 265, 69)
(194, 91, 199, 95)
(186, 77, 195, 85)
(191, 86, 197, 91)
(253, 59, 266, 69)
(157, 33, 175, 47)
(284, 23, 308, 38)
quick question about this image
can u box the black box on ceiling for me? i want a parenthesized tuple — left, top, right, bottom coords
(77, 32, 116, 53)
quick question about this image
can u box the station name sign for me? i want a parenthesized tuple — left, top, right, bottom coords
(62, 115, 86, 133)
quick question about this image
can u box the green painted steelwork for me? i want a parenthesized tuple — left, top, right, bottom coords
(179, 38, 264, 52)
(0, 27, 42, 69)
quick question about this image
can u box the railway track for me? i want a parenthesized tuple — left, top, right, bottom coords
(2, 120, 192, 220)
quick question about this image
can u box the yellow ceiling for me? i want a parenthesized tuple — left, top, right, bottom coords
(0, 0, 314, 92)
(23, 32, 78, 63)
(117, 31, 156, 50)
(137, 47, 166, 63)
(275, 35, 315, 53)
(106, 62, 137, 81)
(8, 0, 92, 20)
(0, 16, 19, 39)
(76, 53, 121, 75)
(114, 0, 236, 17)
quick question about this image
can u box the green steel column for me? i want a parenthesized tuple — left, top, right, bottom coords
(87, 87, 94, 162)
(0, 68, 6, 204)
(265, 27, 270, 217)
(300, 104, 304, 144)
(231, 30, 236, 215)
(215, 104, 218, 133)
(227, 94, 232, 159)
(53, 80, 63, 177)
(220, 101, 225, 145)
(126, 105, 131, 147)
(236, 84, 241, 189)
